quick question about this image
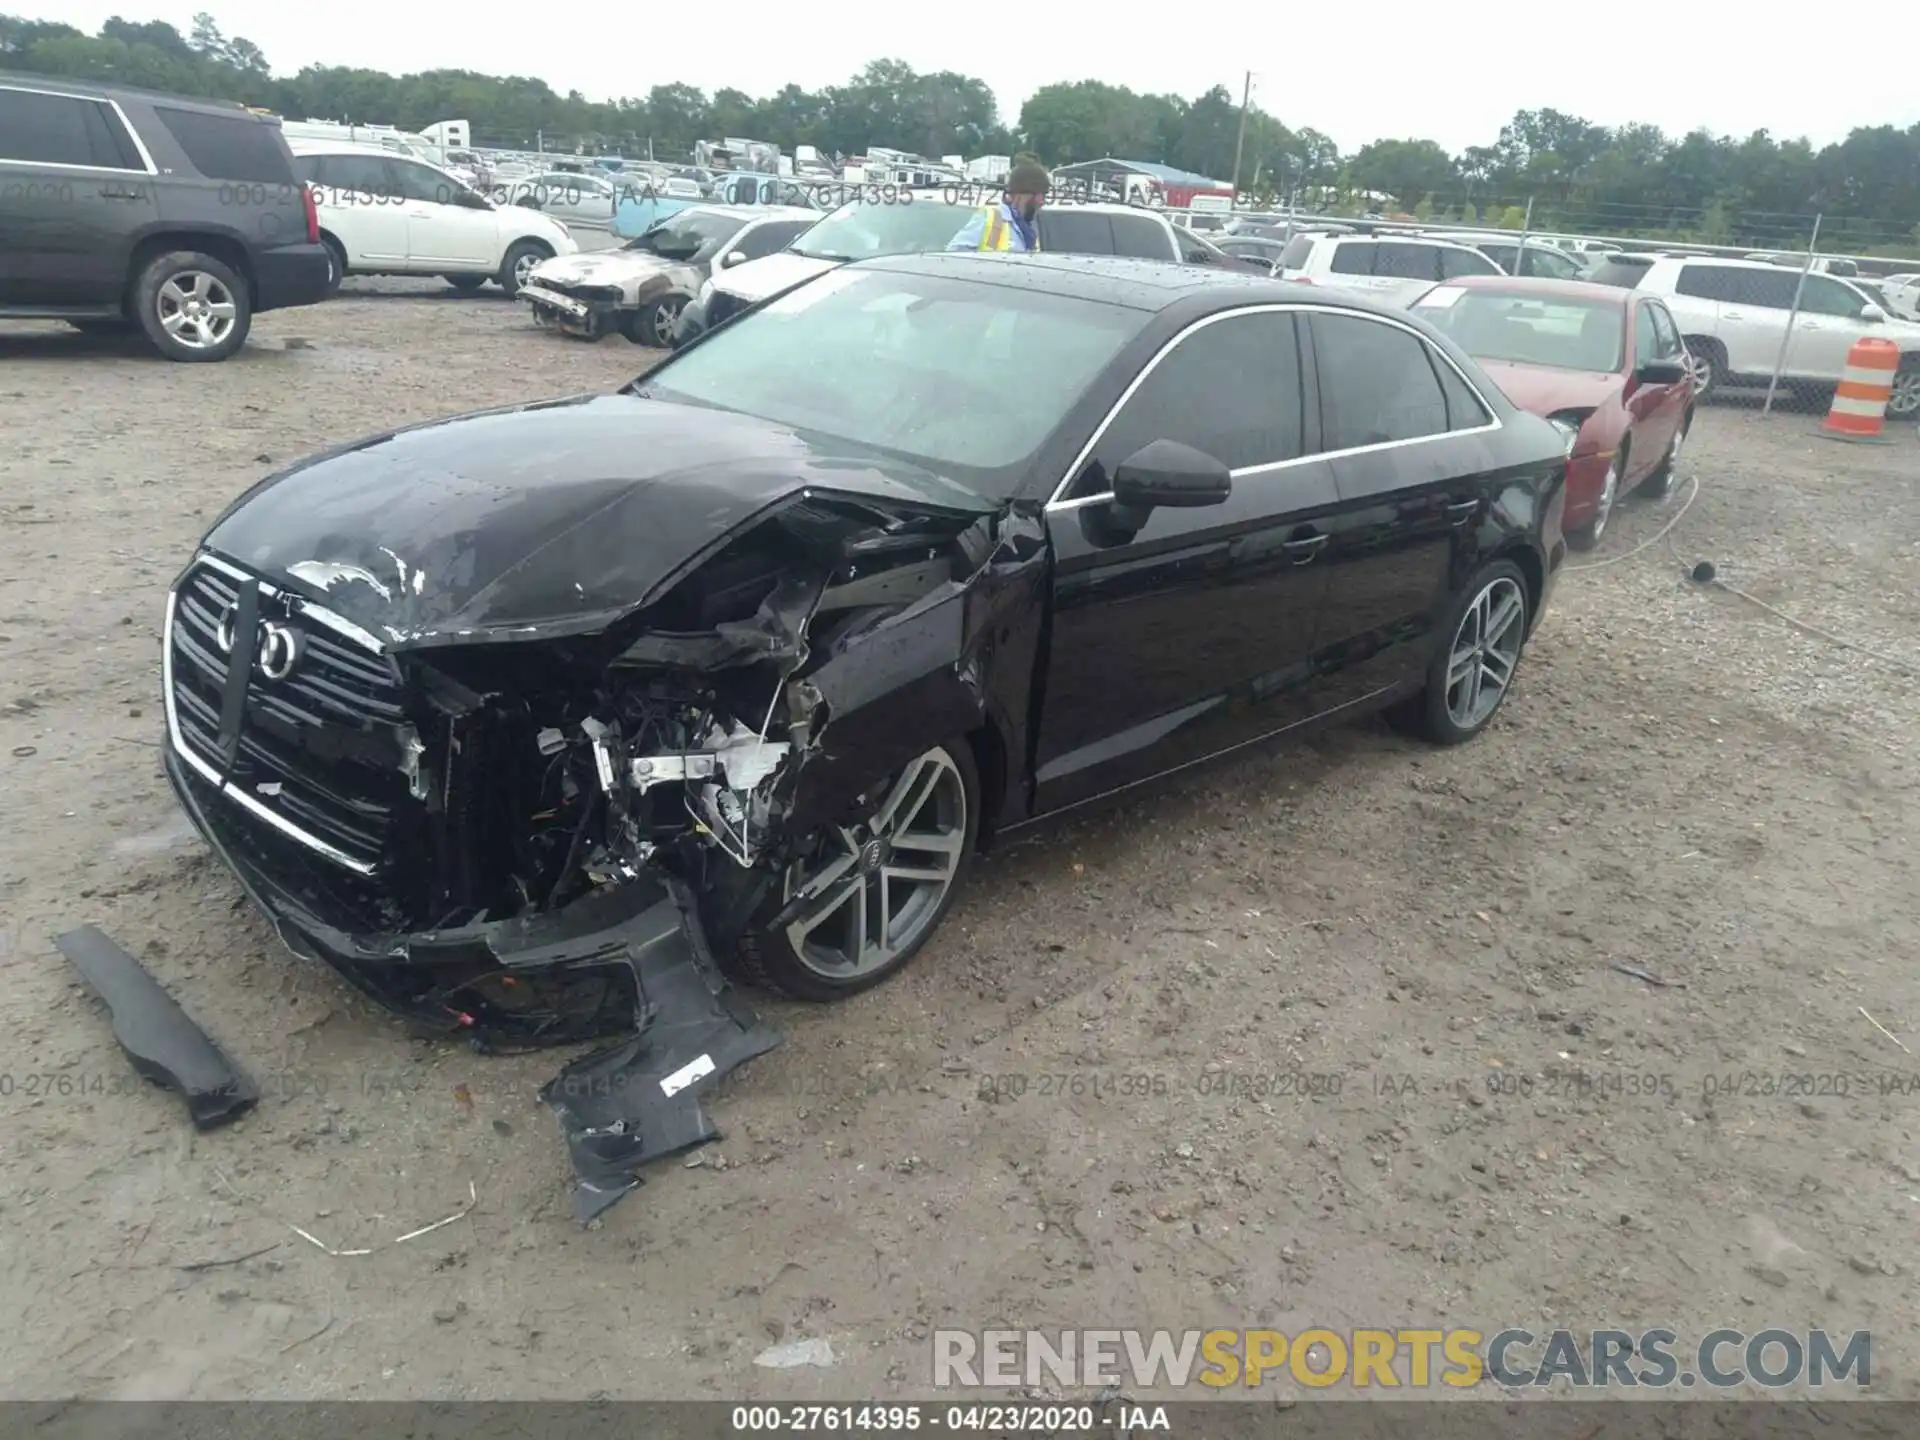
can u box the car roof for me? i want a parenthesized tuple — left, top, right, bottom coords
(0, 68, 259, 116)
(854, 250, 1408, 315)
(1424, 275, 1633, 306)
(286, 140, 391, 156)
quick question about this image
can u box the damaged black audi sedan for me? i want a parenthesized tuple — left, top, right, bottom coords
(163, 252, 1568, 1038)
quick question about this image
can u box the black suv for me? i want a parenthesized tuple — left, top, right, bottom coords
(0, 75, 331, 362)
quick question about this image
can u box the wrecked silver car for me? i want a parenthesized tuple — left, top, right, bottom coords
(161, 252, 1565, 1216)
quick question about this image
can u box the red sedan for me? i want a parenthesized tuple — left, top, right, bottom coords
(1410, 276, 1695, 549)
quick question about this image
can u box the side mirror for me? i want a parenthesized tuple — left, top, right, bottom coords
(719, 251, 748, 269)
(1634, 359, 1688, 386)
(1107, 439, 1231, 529)
(1861, 303, 1887, 323)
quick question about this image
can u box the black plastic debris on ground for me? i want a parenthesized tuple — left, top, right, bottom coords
(539, 880, 781, 1222)
(55, 924, 259, 1129)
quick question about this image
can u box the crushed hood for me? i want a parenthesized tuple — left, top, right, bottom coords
(531, 250, 682, 288)
(1476, 361, 1624, 417)
(200, 393, 997, 649)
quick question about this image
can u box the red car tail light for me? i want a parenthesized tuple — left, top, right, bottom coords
(301, 182, 319, 244)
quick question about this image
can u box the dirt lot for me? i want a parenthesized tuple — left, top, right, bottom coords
(2, 281, 1918, 1404)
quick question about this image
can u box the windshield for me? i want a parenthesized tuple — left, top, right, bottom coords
(791, 200, 979, 262)
(640, 267, 1148, 498)
(627, 209, 746, 261)
(1414, 287, 1625, 373)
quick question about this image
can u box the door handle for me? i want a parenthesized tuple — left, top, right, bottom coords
(406, 207, 434, 218)
(1280, 532, 1327, 565)
(98, 185, 144, 200)
(1444, 499, 1479, 524)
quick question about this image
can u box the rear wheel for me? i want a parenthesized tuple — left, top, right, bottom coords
(1889, 363, 1920, 421)
(729, 742, 979, 1001)
(1388, 560, 1531, 745)
(1682, 339, 1724, 400)
(133, 251, 250, 362)
(1567, 454, 1621, 552)
(319, 236, 346, 296)
(1639, 410, 1690, 499)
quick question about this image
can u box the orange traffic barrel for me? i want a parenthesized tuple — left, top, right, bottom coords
(1821, 336, 1899, 443)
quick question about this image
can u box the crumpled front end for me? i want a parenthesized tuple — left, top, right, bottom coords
(162, 482, 1040, 1217)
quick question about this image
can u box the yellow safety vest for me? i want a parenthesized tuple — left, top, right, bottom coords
(977, 205, 1039, 253)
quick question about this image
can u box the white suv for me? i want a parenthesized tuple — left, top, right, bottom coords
(1630, 256, 1920, 417)
(1274, 231, 1503, 304)
(291, 141, 577, 297)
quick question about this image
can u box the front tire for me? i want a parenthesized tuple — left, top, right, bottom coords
(628, 292, 689, 348)
(1889, 362, 1920, 421)
(498, 240, 550, 297)
(1389, 560, 1531, 745)
(1639, 410, 1690, 499)
(133, 251, 250, 362)
(729, 741, 980, 1001)
(1567, 453, 1621, 552)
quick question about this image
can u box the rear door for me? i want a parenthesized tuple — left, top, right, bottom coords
(1306, 309, 1504, 708)
(307, 152, 409, 264)
(1681, 263, 1793, 374)
(0, 84, 157, 307)
(1036, 307, 1341, 813)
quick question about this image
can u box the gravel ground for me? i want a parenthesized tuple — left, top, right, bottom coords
(2, 282, 1918, 1403)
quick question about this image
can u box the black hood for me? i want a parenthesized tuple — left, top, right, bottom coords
(199, 393, 996, 648)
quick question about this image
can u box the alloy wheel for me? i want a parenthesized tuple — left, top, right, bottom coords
(780, 748, 968, 980)
(1685, 350, 1715, 393)
(1445, 576, 1526, 731)
(513, 251, 541, 289)
(1889, 369, 1920, 419)
(158, 271, 238, 350)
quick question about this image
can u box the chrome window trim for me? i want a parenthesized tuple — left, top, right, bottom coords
(163, 552, 392, 875)
(0, 85, 158, 175)
(1043, 302, 1504, 513)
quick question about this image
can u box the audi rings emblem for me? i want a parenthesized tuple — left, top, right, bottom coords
(215, 603, 303, 680)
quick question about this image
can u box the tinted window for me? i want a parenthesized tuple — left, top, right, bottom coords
(1797, 274, 1867, 318)
(1374, 242, 1442, 281)
(1433, 357, 1491, 430)
(1042, 210, 1117, 254)
(1477, 242, 1517, 271)
(1094, 312, 1305, 477)
(1439, 245, 1501, 279)
(1329, 241, 1376, 275)
(647, 267, 1148, 499)
(1825, 258, 1859, 278)
(1673, 264, 1736, 301)
(1110, 215, 1173, 259)
(1312, 313, 1449, 449)
(154, 107, 294, 184)
(0, 88, 139, 169)
(1177, 232, 1216, 264)
(1586, 259, 1654, 289)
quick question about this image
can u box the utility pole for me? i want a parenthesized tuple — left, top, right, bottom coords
(1229, 71, 1252, 203)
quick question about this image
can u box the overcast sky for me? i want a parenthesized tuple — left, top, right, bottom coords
(56, 3, 1920, 154)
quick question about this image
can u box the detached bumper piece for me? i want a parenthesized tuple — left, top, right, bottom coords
(521, 284, 622, 337)
(540, 880, 781, 1222)
(55, 925, 258, 1130)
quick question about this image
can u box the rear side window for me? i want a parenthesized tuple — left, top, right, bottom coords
(154, 106, 295, 184)
(1311, 313, 1450, 450)
(1094, 311, 1306, 475)
(1110, 216, 1173, 260)
(309, 154, 392, 194)
(1329, 241, 1376, 275)
(1432, 354, 1492, 429)
(1041, 210, 1117, 254)
(0, 87, 143, 169)
(1674, 265, 1742, 302)
(1588, 260, 1653, 289)
(735, 219, 809, 260)
(1375, 242, 1443, 281)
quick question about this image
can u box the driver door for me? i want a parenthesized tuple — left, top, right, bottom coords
(389, 157, 498, 268)
(1787, 273, 1875, 379)
(1034, 308, 1344, 815)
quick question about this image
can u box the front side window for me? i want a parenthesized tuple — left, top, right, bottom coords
(1311, 313, 1451, 450)
(1797, 274, 1869, 318)
(1111, 215, 1173, 259)
(642, 268, 1148, 498)
(1439, 245, 1502, 279)
(1041, 210, 1118, 254)
(732, 219, 810, 261)
(1647, 302, 1684, 358)
(1092, 311, 1306, 479)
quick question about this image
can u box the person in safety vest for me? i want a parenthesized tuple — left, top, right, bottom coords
(946, 158, 1049, 252)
